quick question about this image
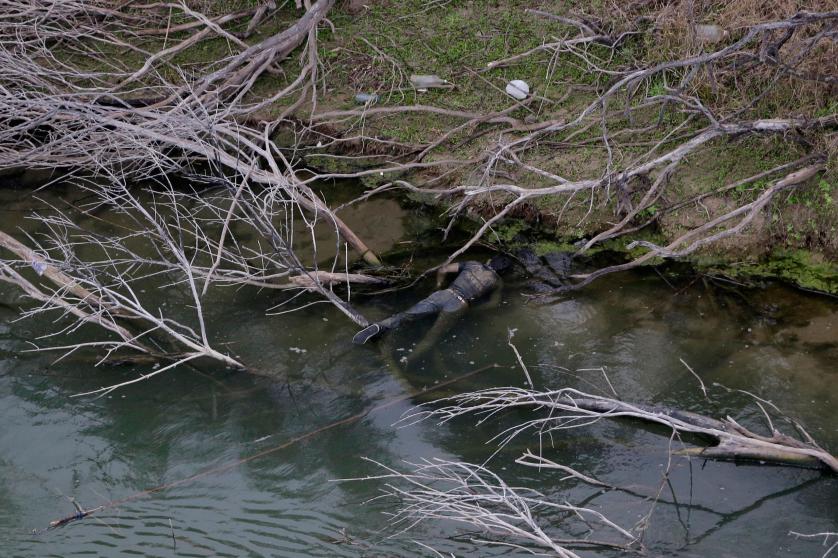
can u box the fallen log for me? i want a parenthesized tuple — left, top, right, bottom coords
(570, 397, 838, 472)
(286, 271, 388, 290)
(0, 230, 105, 311)
(408, 387, 838, 473)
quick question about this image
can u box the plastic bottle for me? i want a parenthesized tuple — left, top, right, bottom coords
(410, 74, 448, 91)
(354, 93, 380, 104)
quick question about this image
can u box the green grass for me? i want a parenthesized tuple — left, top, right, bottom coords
(46, 0, 838, 291)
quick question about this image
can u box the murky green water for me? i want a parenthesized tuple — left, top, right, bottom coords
(0, 184, 835, 557)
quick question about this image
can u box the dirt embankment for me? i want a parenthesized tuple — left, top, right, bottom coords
(30, 0, 838, 292)
(267, 0, 836, 292)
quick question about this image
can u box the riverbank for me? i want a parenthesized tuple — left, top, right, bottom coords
(269, 1, 837, 293)
(6, 0, 836, 296)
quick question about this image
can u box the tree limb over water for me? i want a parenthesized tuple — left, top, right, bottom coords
(0, 0, 381, 388)
(405, 386, 838, 473)
(347, 337, 835, 554)
(346, 457, 639, 558)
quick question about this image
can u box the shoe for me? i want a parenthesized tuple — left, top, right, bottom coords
(352, 323, 381, 345)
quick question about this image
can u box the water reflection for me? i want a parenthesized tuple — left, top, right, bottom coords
(0, 187, 836, 556)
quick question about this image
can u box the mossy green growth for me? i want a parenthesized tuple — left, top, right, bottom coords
(533, 240, 578, 255)
(490, 219, 529, 243)
(304, 153, 379, 174)
(725, 250, 838, 294)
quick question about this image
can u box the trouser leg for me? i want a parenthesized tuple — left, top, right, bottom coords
(353, 292, 446, 345)
(377, 292, 448, 332)
(408, 306, 467, 364)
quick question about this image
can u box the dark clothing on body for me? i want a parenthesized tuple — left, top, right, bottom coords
(449, 261, 499, 301)
(352, 261, 499, 345)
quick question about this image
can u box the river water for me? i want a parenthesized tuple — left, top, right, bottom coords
(0, 184, 835, 557)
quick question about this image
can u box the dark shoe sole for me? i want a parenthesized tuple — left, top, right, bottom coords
(352, 324, 381, 345)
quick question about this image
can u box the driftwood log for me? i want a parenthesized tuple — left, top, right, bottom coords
(408, 387, 838, 473)
(570, 397, 838, 472)
(286, 271, 388, 290)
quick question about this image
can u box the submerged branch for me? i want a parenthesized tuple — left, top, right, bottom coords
(406, 387, 838, 473)
(346, 457, 638, 558)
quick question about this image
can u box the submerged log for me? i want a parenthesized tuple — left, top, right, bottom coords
(286, 271, 388, 290)
(413, 388, 838, 473)
(557, 397, 838, 472)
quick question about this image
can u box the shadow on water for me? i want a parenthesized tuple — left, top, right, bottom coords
(0, 184, 835, 557)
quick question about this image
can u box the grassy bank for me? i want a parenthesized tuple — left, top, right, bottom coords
(265, 1, 834, 291)
(60, 1, 838, 292)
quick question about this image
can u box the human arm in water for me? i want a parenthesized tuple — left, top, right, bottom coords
(436, 262, 462, 288)
(480, 277, 503, 310)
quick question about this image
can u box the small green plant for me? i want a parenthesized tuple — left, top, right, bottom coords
(637, 203, 659, 220)
(818, 179, 833, 205)
(815, 100, 838, 118)
(494, 220, 527, 243)
(785, 223, 803, 243)
(648, 78, 666, 97)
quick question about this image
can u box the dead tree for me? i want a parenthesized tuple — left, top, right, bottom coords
(405, 386, 838, 473)
(299, 9, 836, 287)
(0, 0, 380, 391)
(345, 457, 638, 558)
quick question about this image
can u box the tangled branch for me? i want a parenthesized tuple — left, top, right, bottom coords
(404, 387, 838, 472)
(347, 457, 637, 557)
(0, 0, 383, 391)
